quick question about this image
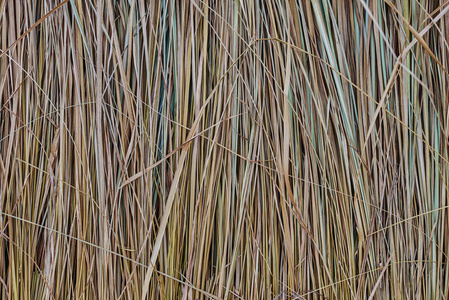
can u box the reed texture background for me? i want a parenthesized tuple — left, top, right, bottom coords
(1, 0, 449, 299)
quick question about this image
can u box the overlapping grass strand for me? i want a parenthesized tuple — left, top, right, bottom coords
(1, 0, 449, 299)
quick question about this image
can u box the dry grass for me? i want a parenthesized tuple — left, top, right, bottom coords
(1, 0, 449, 299)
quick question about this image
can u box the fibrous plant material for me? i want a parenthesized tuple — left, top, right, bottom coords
(1, 0, 449, 299)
